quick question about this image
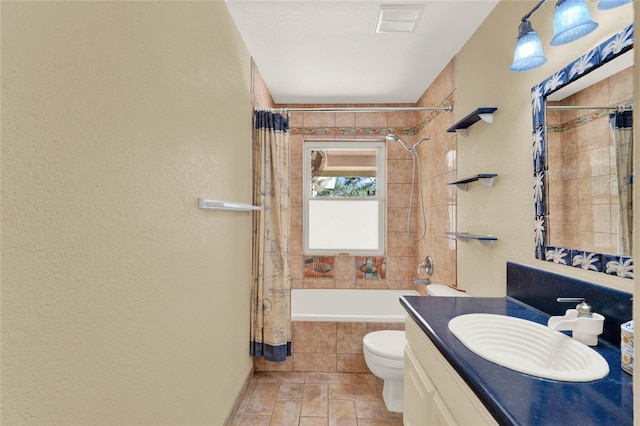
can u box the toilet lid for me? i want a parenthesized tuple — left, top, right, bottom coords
(364, 330, 405, 360)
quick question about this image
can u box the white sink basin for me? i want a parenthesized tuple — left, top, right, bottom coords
(448, 313, 610, 382)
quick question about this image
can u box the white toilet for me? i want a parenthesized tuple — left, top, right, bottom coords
(362, 284, 469, 413)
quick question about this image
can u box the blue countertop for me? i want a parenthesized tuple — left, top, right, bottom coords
(400, 296, 633, 426)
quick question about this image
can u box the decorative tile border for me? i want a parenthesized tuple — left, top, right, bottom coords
(531, 24, 634, 279)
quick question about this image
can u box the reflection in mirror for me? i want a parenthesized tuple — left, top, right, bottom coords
(303, 141, 385, 255)
(546, 61, 633, 256)
(533, 24, 634, 278)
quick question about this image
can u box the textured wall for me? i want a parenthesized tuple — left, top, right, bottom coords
(454, 1, 634, 296)
(1, 2, 253, 424)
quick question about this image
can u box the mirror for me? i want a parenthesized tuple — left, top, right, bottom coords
(303, 140, 385, 255)
(533, 24, 634, 278)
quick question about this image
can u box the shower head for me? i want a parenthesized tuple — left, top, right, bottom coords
(385, 133, 412, 152)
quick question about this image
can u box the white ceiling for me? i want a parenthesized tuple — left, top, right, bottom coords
(224, 0, 500, 105)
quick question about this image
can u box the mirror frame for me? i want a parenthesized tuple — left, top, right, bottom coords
(532, 24, 634, 279)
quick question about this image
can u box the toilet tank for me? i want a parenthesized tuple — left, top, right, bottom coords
(426, 284, 470, 297)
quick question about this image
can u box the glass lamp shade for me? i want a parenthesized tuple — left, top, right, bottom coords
(597, 0, 632, 9)
(510, 21, 547, 72)
(550, 0, 599, 46)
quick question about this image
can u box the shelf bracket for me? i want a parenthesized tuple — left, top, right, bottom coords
(448, 174, 498, 191)
(447, 107, 498, 137)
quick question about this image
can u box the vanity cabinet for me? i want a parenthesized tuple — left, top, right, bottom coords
(404, 316, 497, 425)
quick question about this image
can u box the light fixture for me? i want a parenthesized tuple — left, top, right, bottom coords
(510, 20, 548, 72)
(597, 0, 633, 9)
(509, 0, 616, 72)
(550, 0, 599, 46)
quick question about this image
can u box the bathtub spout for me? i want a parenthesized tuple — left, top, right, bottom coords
(413, 277, 430, 286)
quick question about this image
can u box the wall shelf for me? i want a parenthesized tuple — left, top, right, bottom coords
(447, 232, 497, 248)
(447, 107, 497, 137)
(448, 173, 497, 191)
(198, 198, 261, 212)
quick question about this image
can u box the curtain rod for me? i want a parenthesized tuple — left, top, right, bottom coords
(258, 106, 453, 113)
(547, 105, 633, 111)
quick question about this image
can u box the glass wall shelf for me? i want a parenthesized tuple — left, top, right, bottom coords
(447, 232, 497, 248)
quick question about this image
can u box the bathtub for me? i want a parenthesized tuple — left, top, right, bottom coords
(291, 288, 420, 323)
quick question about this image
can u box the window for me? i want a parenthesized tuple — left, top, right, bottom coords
(303, 141, 385, 255)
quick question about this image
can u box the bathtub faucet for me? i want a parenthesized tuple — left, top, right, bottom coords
(413, 277, 431, 286)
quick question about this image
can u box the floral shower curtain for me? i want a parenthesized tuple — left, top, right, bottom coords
(250, 110, 292, 362)
(610, 109, 633, 254)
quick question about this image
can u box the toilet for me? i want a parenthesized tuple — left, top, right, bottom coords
(363, 284, 469, 413)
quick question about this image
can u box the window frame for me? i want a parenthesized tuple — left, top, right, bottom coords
(302, 140, 386, 256)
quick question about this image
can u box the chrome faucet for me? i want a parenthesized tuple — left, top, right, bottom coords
(413, 255, 434, 286)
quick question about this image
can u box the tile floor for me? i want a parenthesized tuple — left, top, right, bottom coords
(227, 371, 403, 425)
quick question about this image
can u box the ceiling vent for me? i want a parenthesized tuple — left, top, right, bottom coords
(375, 4, 424, 33)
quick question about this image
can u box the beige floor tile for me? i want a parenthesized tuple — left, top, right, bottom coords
(299, 417, 329, 426)
(328, 399, 357, 426)
(328, 383, 379, 400)
(301, 383, 328, 417)
(260, 371, 306, 383)
(354, 399, 386, 419)
(245, 382, 280, 416)
(349, 373, 376, 385)
(239, 415, 271, 426)
(305, 372, 351, 384)
(278, 382, 304, 399)
(269, 399, 301, 426)
(356, 419, 403, 426)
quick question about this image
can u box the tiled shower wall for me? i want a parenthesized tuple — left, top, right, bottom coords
(285, 60, 457, 292)
(252, 61, 457, 372)
(547, 66, 632, 255)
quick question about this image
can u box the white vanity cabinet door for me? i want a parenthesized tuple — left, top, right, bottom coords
(404, 316, 498, 426)
(404, 345, 434, 425)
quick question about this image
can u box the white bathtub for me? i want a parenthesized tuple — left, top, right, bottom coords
(291, 288, 420, 323)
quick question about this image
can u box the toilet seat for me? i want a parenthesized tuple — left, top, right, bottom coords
(363, 330, 405, 360)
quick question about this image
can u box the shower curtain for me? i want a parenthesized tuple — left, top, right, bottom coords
(610, 109, 633, 254)
(250, 110, 292, 362)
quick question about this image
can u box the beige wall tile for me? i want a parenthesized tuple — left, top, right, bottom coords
(305, 112, 335, 128)
(293, 322, 337, 353)
(336, 323, 366, 354)
(337, 354, 368, 373)
(254, 357, 294, 373)
(294, 353, 337, 372)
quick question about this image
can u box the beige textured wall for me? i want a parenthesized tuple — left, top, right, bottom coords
(454, 0, 634, 296)
(1, 2, 253, 424)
